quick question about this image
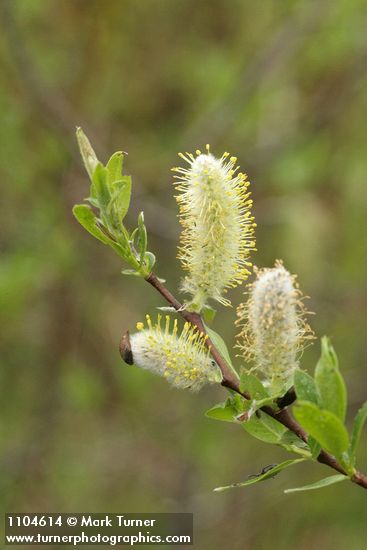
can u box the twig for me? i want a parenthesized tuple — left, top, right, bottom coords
(129, 271, 367, 491)
(276, 388, 297, 409)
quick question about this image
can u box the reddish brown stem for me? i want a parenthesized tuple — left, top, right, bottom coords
(139, 272, 367, 491)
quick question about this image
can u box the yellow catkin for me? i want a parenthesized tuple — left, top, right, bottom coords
(130, 315, 221, 391)
(172, 149, 256, 310)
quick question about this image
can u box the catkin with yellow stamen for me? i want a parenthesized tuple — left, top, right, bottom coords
(172, 148, 256, 310)
(129, 314, 221, 391)
(236, 261, 314, 388)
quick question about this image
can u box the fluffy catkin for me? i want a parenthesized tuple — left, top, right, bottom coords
(236, 261, 314, 388)
(130, 314, 221, 391)
(172, 147, 256, 310)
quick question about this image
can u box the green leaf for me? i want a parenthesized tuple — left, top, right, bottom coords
(73, 205, 128, 259)
(315, 337, 347, 421)
(308, 437, 321, 460)
(85, 197, 100, 208)
(278, 431, 311, 457)
(293, 401, 349, 460)
(137, 212, 147, 265)
(92, 163, 110, 213)
(106, 151, 124, 184)
(142, 251, 156, 274)
(284, 474, 346, 494)
(138, 211, 145, 227)
(72, 205, 113, 246)
(214, 459, 306, 492)
(269, 377, 294, 397)
(349, 402, 367, 466)
(205, 399, 239, 423)
(242, 411, 287, 443)
(108, 177, 132, 224)
(293, 372, 322, 459)
(245, 396, 278, 417)
(238, 372, 284, 417)
(76, 127, 99, 181)
(204, 325, 238, 380)
(130, 227, 138, 243)
(121, 269, 142, 277)
(202, 305, 217, 324)
(240, 371, 269, 400)
(294, 370, 319, 404)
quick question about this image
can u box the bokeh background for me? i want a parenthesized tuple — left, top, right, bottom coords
(1, 0, 367, 548)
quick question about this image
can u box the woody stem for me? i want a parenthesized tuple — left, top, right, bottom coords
(121, 271, 367, 491)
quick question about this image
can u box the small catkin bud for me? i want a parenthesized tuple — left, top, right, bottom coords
(236, 261, 314, 389)
(173, 149, 256, 310)
(128, 315, 221, 391)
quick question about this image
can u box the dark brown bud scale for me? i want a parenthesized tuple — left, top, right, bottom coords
(119, 330, 134, 365)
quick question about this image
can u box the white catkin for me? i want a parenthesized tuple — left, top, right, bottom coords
(236, 261, 314, 388)
(130, 315, 221, 391)
(172, 148, 256, 310)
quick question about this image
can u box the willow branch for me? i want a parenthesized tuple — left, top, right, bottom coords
(121, 271, 367, 491)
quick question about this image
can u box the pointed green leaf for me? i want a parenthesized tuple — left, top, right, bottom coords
(294, 370, 319, 404)
(240, 371, 269, 400)
(293, 401, 349, 460)
(284, 474, 346, 494)
(106, 151, 124, 184)
(76, 127, 99, 181)
(315, 337, 347, 421)
(137, 212, 147, 265)
(349, 402, 367, 466)
(214, 459, 306, 492)
(138, 211, 145, 227)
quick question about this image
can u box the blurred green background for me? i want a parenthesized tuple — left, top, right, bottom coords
(1, 0, 367, 548)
